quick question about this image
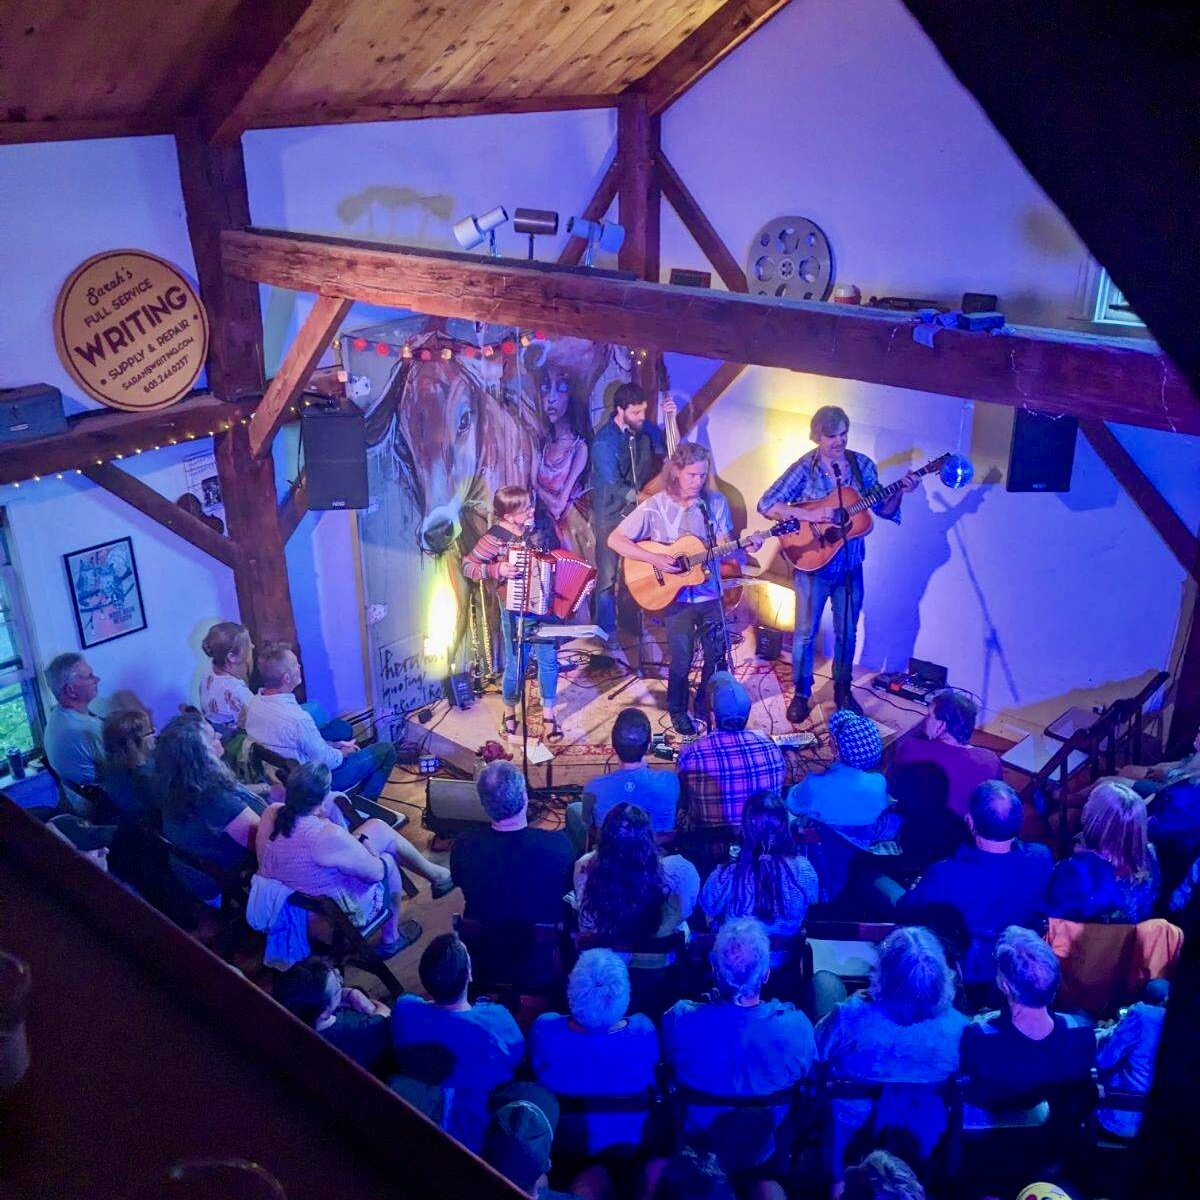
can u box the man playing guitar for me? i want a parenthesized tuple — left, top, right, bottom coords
(758, 405, 918, 722)
(608, 443, 763, 734)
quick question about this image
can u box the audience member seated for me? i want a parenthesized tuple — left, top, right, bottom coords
(574, 802, 699, 942)
(1048, 782, 1161, 923)
(244, 642, 393, 800)
(47, 812, 115, 870)
(898, 781, 1052, 992)
(699, 790, 818, 943)
(662, 918, 816, 1175)
(842, 1150, 927, 1200)
(273, 955, 392, 1076)
(816, 927, 969, 1181)
(787, 709, 898, 905)
(887, 762, 968, 879)
(157, 712, 264, 900)
(257, 762, 449, 953)
(392, 932, 525, 1152)
(960, 927, 1095, 1123)
(678, 673, 785, 829)
(566, 708, 679, 853)
(42, 652, 105, 811)
(1118, 725, 1200, 797)
(649, 1147, 742, 1200)
(530, 949, 659, 1159)
(198, 621, 256, 734)
(483, 1098, 578, 1200)
(451, 761, 575, 926)
(888, 689, 1003, 819)
(1095, 978, 1168, 1137)
(100, 708, 158, 823)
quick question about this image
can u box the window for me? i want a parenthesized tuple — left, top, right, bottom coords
(0, 514, 43, 764)
(1091, 267, 1146, 328)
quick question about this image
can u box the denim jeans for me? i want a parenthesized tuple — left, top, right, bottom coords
(664, 597, 727, 718)
(301, 700, 354, 744)
(792, 564, 863, 695)
(331, 742, 396, 800)
(499, 610, 559, 708)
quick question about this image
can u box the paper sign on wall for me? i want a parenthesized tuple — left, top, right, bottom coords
(53, 249, 209, 411)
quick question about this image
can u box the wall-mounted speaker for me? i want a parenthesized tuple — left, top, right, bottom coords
(1006, 408, 1078, 493)
(301, 401, 369, 510)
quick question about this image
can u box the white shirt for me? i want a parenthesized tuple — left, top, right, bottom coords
(199, 669, 253, 729)
(244, 691, 343, 769)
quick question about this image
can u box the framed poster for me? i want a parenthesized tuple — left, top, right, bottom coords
(63, 536, 147, 648)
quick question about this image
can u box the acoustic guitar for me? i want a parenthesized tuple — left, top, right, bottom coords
(623, 518, 800, 611)
(776, 455, 949, 572)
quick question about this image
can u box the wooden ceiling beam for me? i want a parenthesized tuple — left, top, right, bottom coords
(678, 362, 748, 435)
(617, 95, 661, 283)
(278, 472, 309, 544)
(0, 116, 171, 145)
(249, 295, 352, 458)
(82, 462, 241, 570)
(1080, 420, 1198, 579)
(0, 394, 254, 487)
(557, 153, 620, 267)
(631, 0, 792, 115)
(198, 0, 352, 147)
(656, 149, 747, 292)
(242, 92, 614, 133)
(222, 228, 1200, 435)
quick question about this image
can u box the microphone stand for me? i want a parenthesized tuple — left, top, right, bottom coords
(831, 462, 854, 710)
(699, 494, 734, 676)
(513, 528, 534, 789)
(607, 428, 653, 700)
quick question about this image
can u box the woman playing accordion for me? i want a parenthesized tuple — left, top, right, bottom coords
(462, 485, 563, 742)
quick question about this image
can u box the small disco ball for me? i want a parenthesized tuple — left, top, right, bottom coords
(1016, 1185, 1074, 1200)
(940, 453, 974, 489)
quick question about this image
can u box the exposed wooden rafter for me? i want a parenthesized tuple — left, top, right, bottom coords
(656, 150, 748, 292)
(249, 296, 352, 458)
(278, 472, 310, 544)
(82, 462, 241, 570)
(617, 95, 661, 283)
(678, 362, 748, 435)
(630, 0, 792, 115)
(198, 0, 343, 147)
(223, 229, 1200, 435)
(0, 115, 170, 146)
(1080, 421, 1199, 579)
(0, 394, 254, 487)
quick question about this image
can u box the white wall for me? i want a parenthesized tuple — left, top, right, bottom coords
(657, 0, 1200, 730)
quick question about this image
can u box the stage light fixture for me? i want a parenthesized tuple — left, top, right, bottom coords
(513, 207, 559, 260)
(566, 216, 626, 266)
(452, 206, 509, 256)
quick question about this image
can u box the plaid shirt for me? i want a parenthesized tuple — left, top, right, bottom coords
(757, 448, 899, 576)
(678, 729, 786, 827)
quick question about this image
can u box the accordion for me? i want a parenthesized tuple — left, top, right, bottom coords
(504, 547, 597, 619)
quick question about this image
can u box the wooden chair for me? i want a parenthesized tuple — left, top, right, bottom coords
(454, 914, 568, 1013)
(41, 763, 117, 822)
(550, 1085, 666, 1169)
(286, 890, 405, 998)
(155, 830, 254, 956)
(571, 928, 688, 1020)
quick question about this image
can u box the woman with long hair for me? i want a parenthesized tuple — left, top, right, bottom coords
(574, 802, 699, 943)
(700, 791, 819, 939)
(156, 711, 264, 899)
(100, 707, 158, 823)
(1049, 780, 1160, 922)
(256, 761, 451, 954)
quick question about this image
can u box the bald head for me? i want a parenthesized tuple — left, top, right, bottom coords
(968, 780, 1022, 843)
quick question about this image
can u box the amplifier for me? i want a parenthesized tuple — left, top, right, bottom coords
(0, 384, 67, 443)
(424, 777, 491, 837)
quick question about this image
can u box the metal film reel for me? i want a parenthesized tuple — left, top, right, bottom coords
(746, 216, 835, 301)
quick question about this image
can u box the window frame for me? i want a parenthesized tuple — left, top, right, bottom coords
(0, 512, 45, 765)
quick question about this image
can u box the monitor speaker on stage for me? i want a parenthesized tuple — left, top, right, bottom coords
(301, 401, 369, 510)
(424, 777, 491, 837)
(1006, 408, 1078, 493)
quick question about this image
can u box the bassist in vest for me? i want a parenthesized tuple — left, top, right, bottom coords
(608, 443, 763, 734)
(758, 405, 919, 722)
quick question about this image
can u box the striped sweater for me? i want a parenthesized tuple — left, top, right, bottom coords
(462, 522, 520, 583)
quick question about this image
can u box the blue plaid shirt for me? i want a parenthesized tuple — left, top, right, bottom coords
(758, 449, 899, 577)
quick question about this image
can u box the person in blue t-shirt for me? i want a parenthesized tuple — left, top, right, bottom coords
(391, 933, 525, 1152)
(530, 949, 660, 1159)
(566, 708, 680, 853)
(898, 780, 1052, 988)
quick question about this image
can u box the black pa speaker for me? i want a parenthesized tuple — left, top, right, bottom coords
(424, 778, 491, 837)
(1006, 408, 1078, 493)
(301, 402, 369, 510)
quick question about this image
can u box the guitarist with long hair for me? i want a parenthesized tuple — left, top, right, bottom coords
(758, 405, 919, 722)
(608, 443, 763, 734)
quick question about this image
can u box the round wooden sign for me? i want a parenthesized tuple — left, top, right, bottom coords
(53, 249, 210, 411)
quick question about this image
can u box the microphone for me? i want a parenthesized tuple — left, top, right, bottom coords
(832, 462, 842, 480)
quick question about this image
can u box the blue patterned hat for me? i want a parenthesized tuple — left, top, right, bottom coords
(829, 709, 882, 770)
